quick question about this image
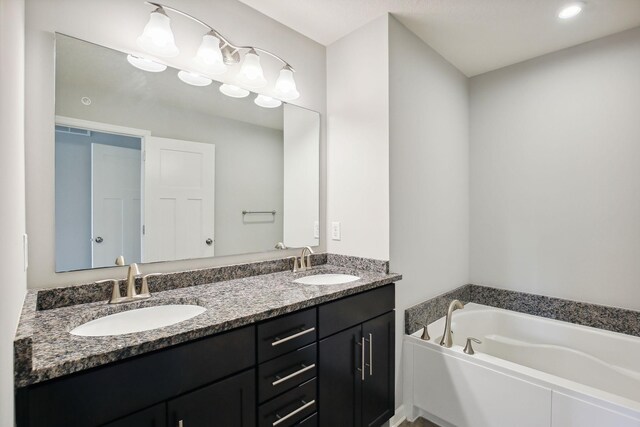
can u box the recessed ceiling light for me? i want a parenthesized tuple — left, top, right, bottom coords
(558, 2, 584, 19)
(177, 70, 212, 87)
(219, 84, 250, 98)
(126, 55, 167, 73)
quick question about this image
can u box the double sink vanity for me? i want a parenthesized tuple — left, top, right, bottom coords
(14, 254, 401, 427)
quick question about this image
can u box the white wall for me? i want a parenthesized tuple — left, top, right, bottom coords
(470, 27, 640, 311)
(25, 0, 326, 288)
(388, 16, 470, 408)
(326, 15, 390, 260)
(0, 0, 27, 424)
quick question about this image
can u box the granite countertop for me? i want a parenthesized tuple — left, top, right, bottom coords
(15, 262, 401, 387)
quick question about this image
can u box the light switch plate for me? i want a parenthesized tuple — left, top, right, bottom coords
(331, 222, 341, 241)
(314, 221, 320, 239)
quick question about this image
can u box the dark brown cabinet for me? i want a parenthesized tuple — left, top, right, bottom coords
(168, 370, 255, 427)
(318, 287, 395, 427)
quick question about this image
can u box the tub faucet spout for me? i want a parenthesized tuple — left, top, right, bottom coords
(439, 299, 464, 348)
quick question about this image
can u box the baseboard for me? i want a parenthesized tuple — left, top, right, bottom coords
(388, 405, 407, 427)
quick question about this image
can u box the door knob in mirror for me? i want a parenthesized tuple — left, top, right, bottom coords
(206, 238, 213, 246)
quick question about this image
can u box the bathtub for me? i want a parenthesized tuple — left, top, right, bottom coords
(402, 303, 640, 427)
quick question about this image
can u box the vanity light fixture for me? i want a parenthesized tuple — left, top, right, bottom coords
(177, 70, 213, 86)
(126, 54, 167, 72)
(558, 2, 585, 19)
(219, 84, 250, 98)
(254, 95, 282, 108)
(137, 6, 179, 57)
(138, 2, 299, 99)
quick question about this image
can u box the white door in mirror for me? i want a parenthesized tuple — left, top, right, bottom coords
(70, 305, 206, 337)
(293, 274, 360, 285)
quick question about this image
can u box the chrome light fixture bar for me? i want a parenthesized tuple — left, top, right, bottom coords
(140, 1, 300, 99)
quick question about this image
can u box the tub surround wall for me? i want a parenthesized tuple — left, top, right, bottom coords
(470, 27, 640, 312)
(405, 284, 640, 338)
(14, 254, 400, 387)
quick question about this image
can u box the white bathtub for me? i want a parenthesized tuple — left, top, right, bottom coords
(403, 303, 640, 427)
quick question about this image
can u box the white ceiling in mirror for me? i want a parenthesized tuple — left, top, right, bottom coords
(55, 35, 283, 130)
(237, 0, 640, 76)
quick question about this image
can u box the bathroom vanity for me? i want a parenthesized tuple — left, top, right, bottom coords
(14, 257, 399, 427)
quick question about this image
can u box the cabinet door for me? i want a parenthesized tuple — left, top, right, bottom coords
(361, 312, 395, 427)
(318, 325, 362, 427)
(102, 404, 166, 427)
(167, 369, 255, 427)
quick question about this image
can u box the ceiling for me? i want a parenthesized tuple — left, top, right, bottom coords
(237, 0, 640, 76)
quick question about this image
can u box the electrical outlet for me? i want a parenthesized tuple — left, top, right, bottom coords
(331, 222, 341, 241)
(314, 221, 320, 239)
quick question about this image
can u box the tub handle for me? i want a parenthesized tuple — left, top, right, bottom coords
(463, 337, 482, 355)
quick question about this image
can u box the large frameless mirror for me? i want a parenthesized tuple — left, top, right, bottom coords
(54, 34, 319, 272)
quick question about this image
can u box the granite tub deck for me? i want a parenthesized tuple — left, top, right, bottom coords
(404, 284, 640, 338)
(15, 256, 401, 388)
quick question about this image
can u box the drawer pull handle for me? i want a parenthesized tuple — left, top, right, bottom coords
(272, 363, 316, 386)
(273, 399, 316, 426)
(368, 333, 373, 376)
(272, 327, 315, 346)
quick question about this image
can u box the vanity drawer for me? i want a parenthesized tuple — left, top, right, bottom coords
(319, 284, 394, 338)
(258, 378, 317, 427)
(258, 343, 317, 402)
(258, 308, 317, 362)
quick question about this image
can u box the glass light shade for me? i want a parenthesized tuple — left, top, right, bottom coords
(195, 34, 227, 75)
(237, 50, 267, 88)
(177, 70, 212, 86)
(219, 84, 250, 98)
(274, 68, 300, 100)
(126, 55, 167, 73)
(136, 9, 179, 57)
(254, 95, 282, 109)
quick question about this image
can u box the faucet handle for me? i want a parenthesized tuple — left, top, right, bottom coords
(463, 337, 482, 355)
(97, 279, 122, 304)
(420, 324, 431, 341)
(140, 273, 161, 297)
(286, 256, 299, 273)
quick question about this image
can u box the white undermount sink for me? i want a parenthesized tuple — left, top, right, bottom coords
(70, 304, 206, 337)
(293, 273, 360, 286)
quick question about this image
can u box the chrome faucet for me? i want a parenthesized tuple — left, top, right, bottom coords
(439, 299, 464, 348)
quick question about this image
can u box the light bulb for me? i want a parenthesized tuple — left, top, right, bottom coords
(195, 33, 227, 75)
(137, 8, 179, 57)
(254, 95, 282, 108)
(219, 84, 250, 98)
(126, 55, 167, 73)
(274, 66, 300, 101)
(238, 49, 267, 88)
(558, 2, 584, 19)
(177, 70, 212, 86)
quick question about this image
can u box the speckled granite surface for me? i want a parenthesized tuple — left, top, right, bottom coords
(326, 254, 389, 273)
(404, 284, 640, 338)
(15, 257, 401, 387)
(36, 254, 327, 311)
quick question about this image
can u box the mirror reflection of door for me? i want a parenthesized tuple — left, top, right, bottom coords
(91, 143, 141, 268)
(144, 137, 215, 263)
(55, 125, 142, 271)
